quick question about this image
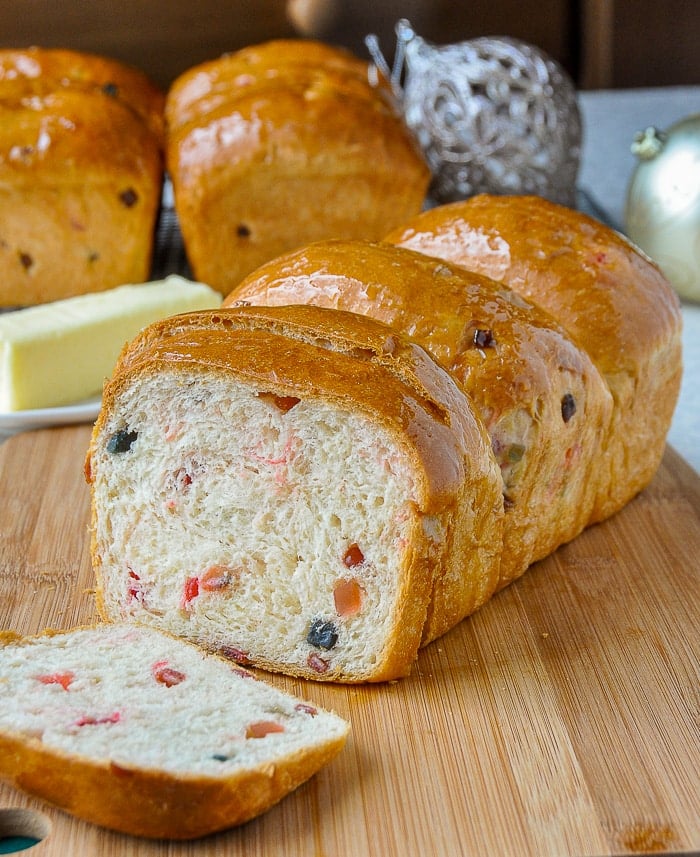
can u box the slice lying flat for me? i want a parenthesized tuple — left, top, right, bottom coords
(0, 624, 349, 839)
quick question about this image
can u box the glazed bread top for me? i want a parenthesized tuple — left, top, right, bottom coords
(0, 47, 164, 142)
(165, 39, 426, 189)
(226, 239, 604, 422)
(385, 194, 683, 518)
(385, 194, 682, 386)
(0, 47, 164, 181)
(166, 39, 375, 130)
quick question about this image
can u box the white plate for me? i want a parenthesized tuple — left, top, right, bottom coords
(0, 396, 102, 434)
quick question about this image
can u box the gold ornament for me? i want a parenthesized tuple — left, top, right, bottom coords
(625, 114, 700, 303)
(366, 19, 581, 207)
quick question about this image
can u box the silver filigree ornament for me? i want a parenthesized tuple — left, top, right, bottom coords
(366, 20, 582, 206)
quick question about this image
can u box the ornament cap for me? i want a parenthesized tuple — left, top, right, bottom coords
(631, 126, 667, 161)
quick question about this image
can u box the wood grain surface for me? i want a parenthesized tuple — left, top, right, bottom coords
(0, 425, 698, 857)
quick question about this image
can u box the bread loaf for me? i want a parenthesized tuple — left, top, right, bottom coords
(0, 624, 349, 838)
(0, 47, 164, 307)
(385, 194, 683, 521)
(85, 304, 504, 680)
(165, 40, 430, 295)
(226, 239, 613, 588)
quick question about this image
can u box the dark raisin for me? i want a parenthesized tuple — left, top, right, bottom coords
(119, 188, 139, 207)
(211, 753, 229, 762)
(306, 619, 338, 650)
(106, 429, 138, 453)
(473, 328, 496, 348)
(102, 82, 119, 97)
(236, 223, 251, 238)
(503, 494, 515, 510)
(561, 393, 577, 423)
(18, 251, 33, 270)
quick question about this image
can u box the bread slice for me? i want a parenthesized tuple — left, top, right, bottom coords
(385, 194, 683, 523)
(85, 304, 504, 679)
(0, 624, 349, 839)
(226, 239, 613, 589)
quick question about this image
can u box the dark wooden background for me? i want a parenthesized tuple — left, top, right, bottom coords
(1, 0, 698, 91)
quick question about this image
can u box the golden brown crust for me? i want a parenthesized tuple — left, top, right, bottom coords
(166, 39, 380, 132)
(385, 194, 683, 521)
(0, 730, 346, 839)
(0, 47, 165, 141)
(225, 240, 613, 588)
(0, 47, 164, 306)
(165, 40, 429, 295)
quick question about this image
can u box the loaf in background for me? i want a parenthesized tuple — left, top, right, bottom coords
(0, 47, 165, 307)
(165, 39, 430, 295)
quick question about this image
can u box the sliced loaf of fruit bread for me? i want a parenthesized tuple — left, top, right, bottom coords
(85, 305, 504, 681)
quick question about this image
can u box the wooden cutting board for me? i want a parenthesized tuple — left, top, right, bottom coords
(1, 425, 698, 857)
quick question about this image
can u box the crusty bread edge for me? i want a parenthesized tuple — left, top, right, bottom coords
(0, 729, 347, 839)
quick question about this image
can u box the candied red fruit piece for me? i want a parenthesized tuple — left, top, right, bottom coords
(294, 703, 318, 716)
(232, 666, 255, 679)
(75, 711, 121, 727)
(307, 652, 330, 674)
(343, 543, 365, 568)
(152, 661, 186, 687)
(181, 576, 199, 610)
(200, 565, 236, 592)
(127, 568, 143, 602)
(36, 671, 74, 691)
(245, 720, 285, 739)
(333, 578, 364, 617)
(220, 645, 252, 665)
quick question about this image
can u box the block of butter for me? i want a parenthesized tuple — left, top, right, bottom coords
(0, 275, 222, 412)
